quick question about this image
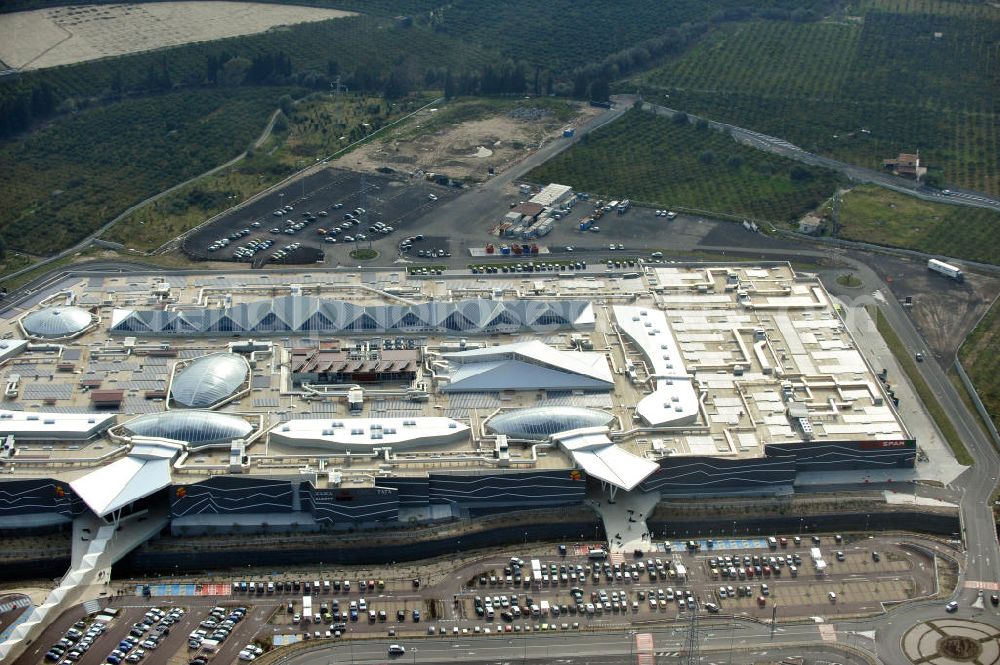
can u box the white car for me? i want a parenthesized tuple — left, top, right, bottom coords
(428, 194, 438, 201)
(238, 650, 256, 661)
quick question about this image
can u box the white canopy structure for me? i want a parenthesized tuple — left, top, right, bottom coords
(614, 306, 700, 426)
(270, 417, 469, 452)
(442, 340, 613, 393)
(0, 409, 115, 441)
(70, 440, 182, 518)
(551, 427, 660, 499)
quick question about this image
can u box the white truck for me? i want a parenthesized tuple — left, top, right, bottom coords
(531, 559, 542, 583)
(674, 564, 687, 581)
(539, 600, 550, 616)
(302, 596, 312, 623)
(928, 258, 964, 282)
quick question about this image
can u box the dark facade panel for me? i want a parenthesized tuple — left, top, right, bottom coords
(639, 455, 797, 494)
(0, 478, 76, 518)
(170, 476, 295, 517)
(377, 477, 430, 507)
(303, 483, 399, 525)
(765, 439, 916, 471)
(428, 470, 586, 508)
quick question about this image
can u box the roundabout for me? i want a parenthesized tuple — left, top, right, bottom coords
(902, 619, 1000, 665)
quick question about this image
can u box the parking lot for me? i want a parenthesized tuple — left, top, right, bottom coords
(183, 168, 458, 266)
(16, 534, 937, 665)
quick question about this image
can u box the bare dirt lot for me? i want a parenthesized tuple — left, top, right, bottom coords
(340, 101, 599, 183)
(873, 257, 1000, 362)
(0, 2, 353, 70)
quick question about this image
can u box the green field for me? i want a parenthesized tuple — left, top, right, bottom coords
(875, 309, 972, 466)
(527, 108, 842, 223)
(627, 7, 1000, 195)
(959, 298, 1000, 433)
(0, 88, 290, 253)
(104, 94, 428, 252)
(831, 185, 1000, 265)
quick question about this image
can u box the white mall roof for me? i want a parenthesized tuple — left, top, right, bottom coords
(442, 340, 613, 393)
(270, 417, 469, 452)
(0, 409, 115, 440)
(70, 440, 182, 517)
(614, 306, 700, 426)
(552, 427, 660, 491)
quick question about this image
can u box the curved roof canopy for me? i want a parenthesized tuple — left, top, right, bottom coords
(487, 406, 615, 440)
(122, 411, 253, 447)
(21, 306, 92, 338)
(170, 353, 249, 409)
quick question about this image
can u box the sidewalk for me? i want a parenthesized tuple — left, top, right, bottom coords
(830, 297, 966, 486)
(587, 487, 660, 554)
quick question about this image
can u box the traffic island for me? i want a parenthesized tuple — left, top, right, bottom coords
(902, 619, 1000, 665)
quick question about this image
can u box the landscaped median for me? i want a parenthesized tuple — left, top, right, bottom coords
(874, 308, 973, 466)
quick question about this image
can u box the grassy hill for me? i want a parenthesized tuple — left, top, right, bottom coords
(833, 186, 1000, 266)
(959, 299, 1000, 433)
(527, 107, 841, 223)
(627, 4, 1000, 195)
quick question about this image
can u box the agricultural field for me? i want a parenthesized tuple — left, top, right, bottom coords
(104, 93, 430, 252)
(0, 2, 354, 70)
(0, 87, 288, 255)
(958, 298, 1000, 433)
(833, 185, 1000, 265)
(432, 0, 833, 76)
(527, 108, 841, 224)
(627, 8, 1000, 195)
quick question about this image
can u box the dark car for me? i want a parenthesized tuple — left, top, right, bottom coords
(991, 594, 999, 606)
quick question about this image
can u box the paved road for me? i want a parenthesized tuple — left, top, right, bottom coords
(280, 626, 876, 665)
(641, 102, 1000, 214)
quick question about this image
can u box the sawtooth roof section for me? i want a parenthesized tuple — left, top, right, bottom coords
(109, 297, 594, 336)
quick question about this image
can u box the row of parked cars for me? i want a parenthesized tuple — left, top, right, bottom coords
(44, 618, 106, 663)
(231, 237, 275, 261)
(233, 578, 387, 594)
(188, 606, 245, 651)
(108, 607, 183, 664)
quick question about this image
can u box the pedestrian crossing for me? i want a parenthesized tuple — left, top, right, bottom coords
(0, 596, 30, 614)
